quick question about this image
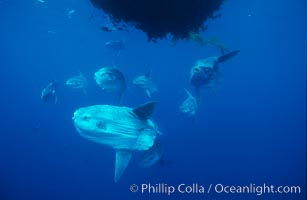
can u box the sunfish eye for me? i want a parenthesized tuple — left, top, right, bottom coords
(83, 115, 90, 121)
(193, 67, 201, 73)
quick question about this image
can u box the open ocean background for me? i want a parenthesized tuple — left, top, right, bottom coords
(0, 0, 306, 199)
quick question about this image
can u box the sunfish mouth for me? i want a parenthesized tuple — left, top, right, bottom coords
(72, 111, 81, 120)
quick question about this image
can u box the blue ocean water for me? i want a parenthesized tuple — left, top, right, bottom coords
(0, 0, 306, 199)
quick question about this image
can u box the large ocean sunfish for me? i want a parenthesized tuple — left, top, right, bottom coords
(72, 101, 160, 182)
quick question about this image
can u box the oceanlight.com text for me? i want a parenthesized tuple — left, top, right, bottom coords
(129, 183, 302, 196)
(214, 183, 301, 196)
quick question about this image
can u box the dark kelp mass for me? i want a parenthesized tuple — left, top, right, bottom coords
(90, 0, 225, 40)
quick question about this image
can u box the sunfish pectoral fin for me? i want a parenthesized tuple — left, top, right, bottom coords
(145, 89, 151, 98)
(114, 150, 133, 182)
(133, 101, 156, 119)
(217, 50, 240, 63)
(184, 88, 193, 98)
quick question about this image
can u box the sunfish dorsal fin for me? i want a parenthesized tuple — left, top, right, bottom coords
(133, 101, 156, 119)
(114, 150, 132, 182)
(217, 50, 240, 63)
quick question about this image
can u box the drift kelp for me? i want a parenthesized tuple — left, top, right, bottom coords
(90, 0, 225, 40)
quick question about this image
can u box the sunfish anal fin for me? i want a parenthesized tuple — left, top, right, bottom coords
(114, 150, 132, 182)
(133, 101, 156, 119)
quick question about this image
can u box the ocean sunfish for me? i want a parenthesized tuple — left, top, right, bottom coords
(66, 73, 88, 94)
(179, 88, 198, 117)
(139, 140, 171, 168)
(190, 50, 240, 104)
(41, 80, 58, 104)
(94, 67, 126, 102)
(133, 69, 157, 98)
(72, 101, 160, 182)
(105, 40, 125, 56)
